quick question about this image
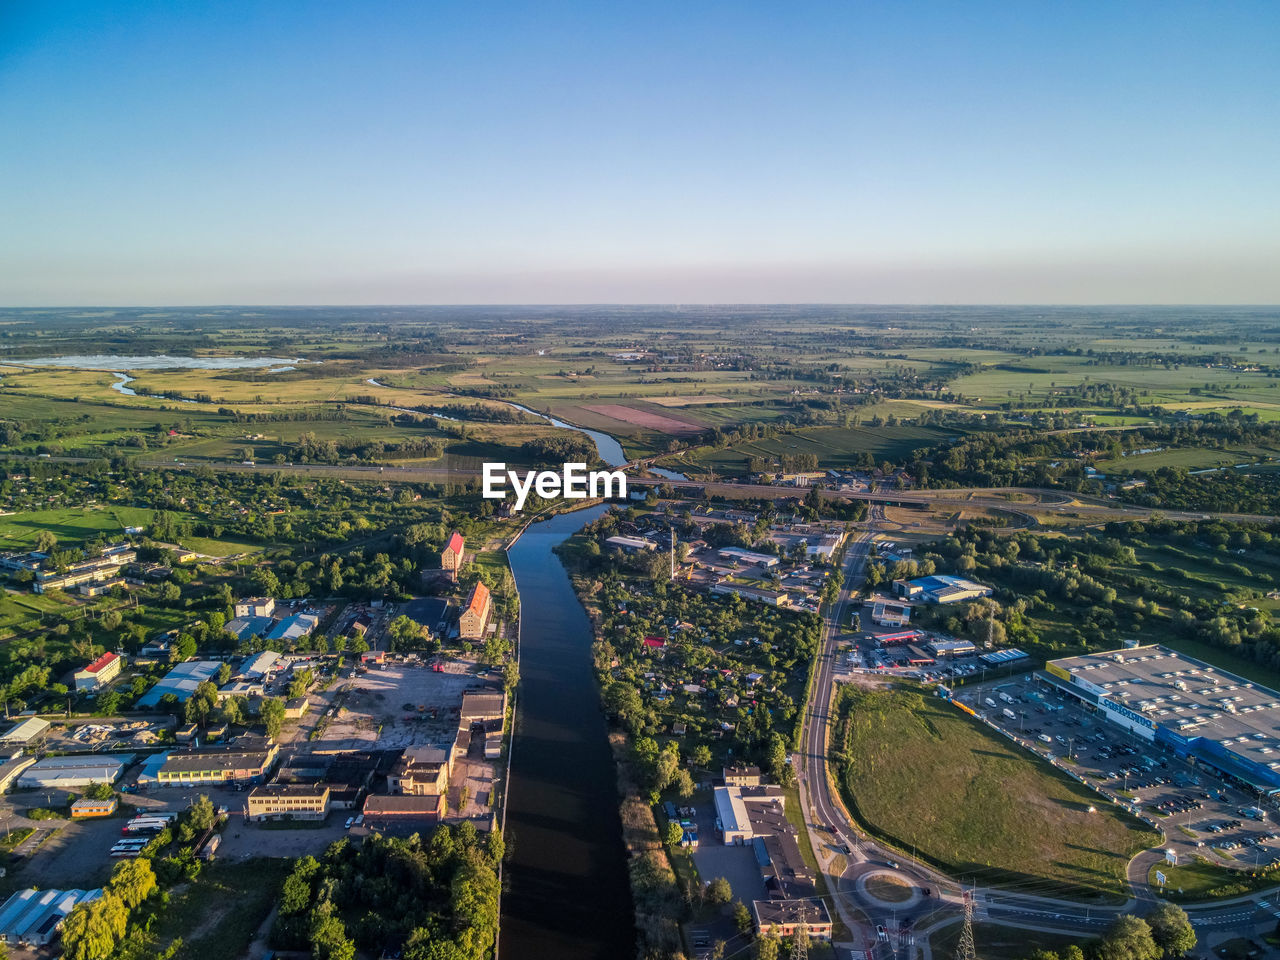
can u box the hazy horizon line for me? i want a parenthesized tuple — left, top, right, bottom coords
(4, 301, 1280, 310)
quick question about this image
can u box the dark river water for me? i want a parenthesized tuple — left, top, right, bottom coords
(500, 504, 635, 960)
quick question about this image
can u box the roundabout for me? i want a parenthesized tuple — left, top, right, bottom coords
(857, 869, 924, 910)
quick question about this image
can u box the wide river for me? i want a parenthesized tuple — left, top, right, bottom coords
(501, 504, 635, 960)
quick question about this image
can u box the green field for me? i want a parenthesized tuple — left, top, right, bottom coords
(0, 590, 77, 636)
(833, 686, 1159, 900)
(671, 423, 952, 475)
(951, 354, 1280, 420)
(1095, 445, 1280, 473)
(0, 506, 155, 548)
(177, 535, 263, 557)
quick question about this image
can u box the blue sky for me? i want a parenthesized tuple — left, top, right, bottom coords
(1, 1, 1277, 304)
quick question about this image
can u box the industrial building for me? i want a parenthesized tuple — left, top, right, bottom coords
(604, 535, 657, 553)
(239, 650, 281, 680)
(226, 615, 274, 641)
(751, 831, 833, 940)
(133, 751, 171, 788)
(0, 756, 35, 793)
(459, 690, 507, 761)
(18, 754, 132, 790)
(74, 652, 122, 692)
(247, 783, 331, 821)
(0, 717, 50, 745)
(870, 600, 911, 627)
(274, 750, 376, 809)
(718, 548, 779, 568)
(803, 532, 845, 558)
(266, 612, 320, 642)
(893, 574, 993, 604)
(155, 741, 278, 785)
(926, 638, 978, 658)
(981, 648, 1029, 667)
(441, 531, 466, 576)
(710, 782, 831, 938)
(0, 888, 103, 947)
(363, 793, 445, 825)
(1043, 645, 1280, 794)
(458, 581, 492, 639)
(136, 660, 222, 708)
(388, 745, 451, 797)
(713, 785, 788, 845)
(711, 582, 791, 606)
(234, 597, 275, 619)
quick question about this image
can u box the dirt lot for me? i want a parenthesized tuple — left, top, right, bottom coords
(313, 660, 495, 751)
(581, 403, 704, 435)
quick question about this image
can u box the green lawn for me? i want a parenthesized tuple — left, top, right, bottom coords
(833, 686, 1160, 900)
(0, 590, 79, 636)
(178, 535, 263, 557)
(0, 506, 157, 548)
(1148, 858, 1280, 902)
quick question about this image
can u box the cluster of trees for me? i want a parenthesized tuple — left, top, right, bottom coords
(519, 433, 597, 464)
(61, 858, 158, 960)
(1025, 905, 1195, 960)
(283, 431, 445, 465)
(923, 519, 1280, 670)
(587, 564, 817, 774)
(162, 674, 289, 737)
(273, 826, 502, 960)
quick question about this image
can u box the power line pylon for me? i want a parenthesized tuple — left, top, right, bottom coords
(791, 926, 808, 960)
(954, 890, 977, 960)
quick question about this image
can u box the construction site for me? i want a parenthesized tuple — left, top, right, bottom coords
(311, 659, 495, 752)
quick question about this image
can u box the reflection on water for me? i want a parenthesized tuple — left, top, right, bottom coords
(648, 466, 689, 481)
(502, 505, 634, 960)
(506, 404, 628, 467)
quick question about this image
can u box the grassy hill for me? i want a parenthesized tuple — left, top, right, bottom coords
(832, 685, 1159, 901)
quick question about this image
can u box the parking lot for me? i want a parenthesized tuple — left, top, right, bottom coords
(957, 675, 1280, 869)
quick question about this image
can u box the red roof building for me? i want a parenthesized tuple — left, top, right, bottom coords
(642, 636, 667, 649)
(441, 531, 466, 574)
(75, 652, 122, 692)
(458, 581, 492, 639)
